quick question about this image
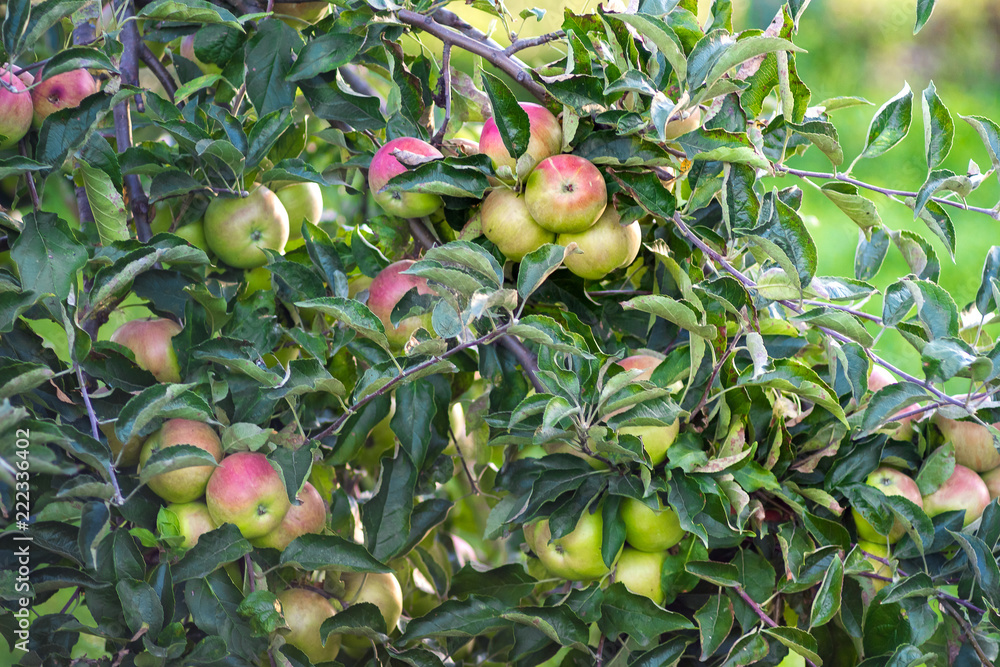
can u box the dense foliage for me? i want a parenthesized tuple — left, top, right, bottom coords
(3, 0, 1000, 665)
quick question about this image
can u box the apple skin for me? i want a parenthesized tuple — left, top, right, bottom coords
(662, 107, 702, 140)
(857, 540, 891, 592)
(174, 221, 211, 254)
(277, 588, 342, 664)
(368, 260, 436, 349)
(525, 155, 608, 234)
(368, 137, 444, 218)
(338, 571, 404, 656)
(205, 452, 292, 539)
(138, 419, 223, 504)
(982, 465, 1000, 500)
(617, 354, 663, 383)
(921, 462, 991, 527)
(274, 1, 330, 25)
(110, 318, 183, 382)
(277, 182, 323, 241)
(0, 69, 32, 150)
(868, 366, 896, 393)
(161, 501, 217, 549)
(557, 207, 636, 280)
(251, 482, 327, 551)
(203, 186, 290, 269)
(480, 188, 555, 262)
(620, 496, 684, 552)
(851, 467, 923, 543)
(101, 421, 143, 467)
(615, 547, 667, 605)
(619, 420, 680, 467)
(620, 220, 642, 268)
(776, 650, 807, 667)
(478, 102, 562, 175)
(932, 413, 1000, 473)
(31, 68, 98, 127)
(524, 509, 619, 581)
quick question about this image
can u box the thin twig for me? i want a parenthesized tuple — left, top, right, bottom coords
(431, 43, 452, 146)
(941, 602, 995, 667)
(76, 363, 125, 505)
(396, 9, 548, 103)
(430, 8, 531, 69)
(498, 337, 545, 393)
(734, 586, 820, 667)
(505, 30, 565, 55)
(408, 218, 437, 251)
(138, 44, 177, 102)
(777, 165, 1000, 220)
(19, 140, 40, 211)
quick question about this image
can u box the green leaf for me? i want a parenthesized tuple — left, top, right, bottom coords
(695, 593, 735, 660)
(761, 626, 821, 666)
(319, 602, 388, 643)
(115, 383, 214, 445)
(41, 46, 117, 78)
(517, 244, 575, 300)
(705, 35, 803, 88)
(269, 443, 315, 505)
(722, 631, 769, 667)
(287, 31, 364, 82)
(890, 229, 940, 283)
(449, 564, 538, 606)
(921, 81, 952, 169)
(237, 590, 284, 636)
(622, 295, 716, 338)
(295, 296, 391, 351)
(422, 241, 504, 288)
(116, 578, 164, 638)
(978, 247, 1000, 316)
(914, 0, 937, 34)
(598, 583, 695, 648)
(78, 161, 129, 245)
(186, 570, 266, 660)
(821, 182, 881, 231)
(173, 524, 252, 582)
(861, 382, 928, 434)
(481, 72, 531, 167)
(855, 225, 889, 281)
(912, 169, 975, 219)
(2, 0, 29, 56)
(961, 115, 1000, 187)
(21, 0, 87, 58)
(610, 14, 686, 83)
(138, 0, 243, 29)
(245, 20, 300, 117)
(10, 212, 87, 301)
(0, 361, 54, 400)
(791, 307, 874, 347)
(860, 83, 913, 160)
(246, 109, 294, 169)
(743, 190, 817, 286)
(297, 74, 384, 131)
(676, 128, 769, 170)
(399, 595, 509, 641)
(915, 442, 955, 496)
(882, 278, 959, 339)
(921, 337, 992, 383)
(382, 160, 490, 199)
(808, 554, 843, 629)
(362, 452, 417, 562)
(279, 533, 391, 572)
(139, 444, 219, 484)
(949, 531, 1000, 604)
(0, 155, 47, 180)
(685, 560, 739, 587)
(787, 120, 843, 166)
(739, 359, 846, 425)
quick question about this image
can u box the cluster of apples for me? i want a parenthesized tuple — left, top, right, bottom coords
(367, 102, 642, 281)
(107, 319, 403, 662)
(0, 65, 98, 150)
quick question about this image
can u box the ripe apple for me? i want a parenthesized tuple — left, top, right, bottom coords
(617, 354, 663, 382)
(615, 547, 667, 605)
(921, 462, 991, 527)
(31, 68, 98, 127)
(251, 482, 327, 551)
(479, 188, 555, 262)
(274, 0, 330, 25)
(478, 102, 562, 175)
(138, 419, 223, 504)
(524, 508, 619, 581)
(620, 496, 684, 552)
(619, 419, 681, 466)
(524, 155, 608, 234)
(368, 137, 444, 218)
(0, 69, 32, 150)
(337, 571, 403, 656)
(203, 186, 290, 269)
(850, 467, 923, 543)
(205, 452, 292, 539)
(857, 540, 891, 592)
(367, 260, 436, 349)
(159, 501, 217, 549)
(931, 413, 1000, 472)
(557, 207, 638, 280)
(109, 317, 183, 382)
(277, 588, 342, 664)
(982, 465, 1000, 499)
(868, 366, 896, 393)
(276, 182, 323, 241)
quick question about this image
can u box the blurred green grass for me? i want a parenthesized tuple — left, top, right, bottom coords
(439, 0, 1000, 377)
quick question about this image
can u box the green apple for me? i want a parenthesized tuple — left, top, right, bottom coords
(620, 496, 684, 552)
(479, 102, 562, 175)
(619, 420, 681, 466)
(251, 482, 327, 551)
(277, 588, 342, 663)
(851, 467, 923, 543)
(982, 465, 1000, 499)
(31, 68, 99, 127)
(203, 186, 289, 269)
(557, 207, 638, 280)
(158, 501, 217, 550)
(174, 221, 210, 254)
(921, 461, 991, 527)
(138, 419, 223, 503)
(776, 650, 807, 667)
(338, 571, 403, 656)
(615, 547, 667, 605)
(273, 1, 330, 26)
(857, 540, 891, 593)
(101, 420, 143, 467)
(662, 107, 702, 140)
(525, 154, 608, 234)
(480, 188, 554, 262)
(932, 413, 1000, 472)
(523, 508, 619, 581)
(0, 69, 32, 150)
(367, 260, 437, 349)
(368, 137, 444, 218)
(205, 452, 292, 539)
(276, 182, 323, 241)
(109, 317, 183, 383)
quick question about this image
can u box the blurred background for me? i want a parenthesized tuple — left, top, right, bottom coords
(438, 0, 1000, 379)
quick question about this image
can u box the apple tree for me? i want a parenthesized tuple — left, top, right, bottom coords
(4, 0, 1000, 665)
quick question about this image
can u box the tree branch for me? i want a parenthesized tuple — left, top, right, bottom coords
(76, 363, 125, 505)
(941, 602, 995, 667)
(498, 336, 545, 393)
(407, 218, 437, 251)
(139, 43, 177, 102)
(431, 43, 452, 146)
(396, 9, 548, 103)
(734, 585, 818, 667)
(19, 140, 40, 211)
(505, 30, 565, 55)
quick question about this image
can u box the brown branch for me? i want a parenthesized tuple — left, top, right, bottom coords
(428, 8, 530, 69)
(505, 30, 565, 55)
(431, 43, 452, 146)
(139, 44, 177, 102)
(397, 9, 548, 103)
(76, 363, 125, 505)
(734, 585, 819, 667)
(941, 602, 995, 667)
(498, 337, 545, 394)
(114, 0, 152, 242)
(407, 217, 437, 251)
(19, 140, 40, 211)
